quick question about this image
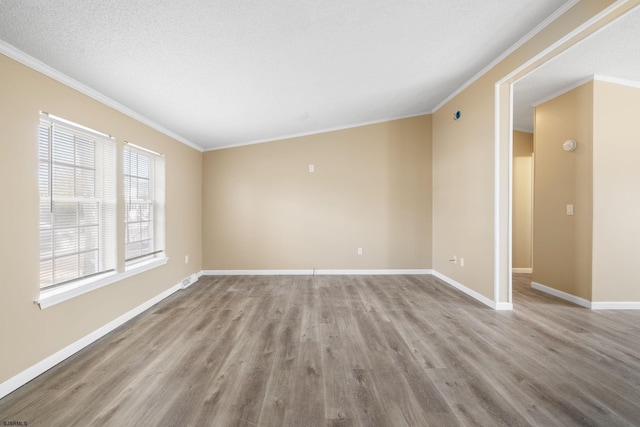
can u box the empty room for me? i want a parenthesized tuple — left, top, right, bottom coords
(1, 1, 640, 425)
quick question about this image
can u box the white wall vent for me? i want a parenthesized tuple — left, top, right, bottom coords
(180, 274, 198, 289)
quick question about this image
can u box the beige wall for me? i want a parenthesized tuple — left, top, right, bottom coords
(433, 0, 620, 303)
(0, 53, 202, 384)
(513, 131, 533, 270)
(532, 82, 593, 300)
(433, 82, 496, 299)
(592, 81, 640, 302)
(203, 116, 432, 270)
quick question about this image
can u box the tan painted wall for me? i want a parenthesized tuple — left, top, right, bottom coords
(433, 0, 620, 303)
(532, 82, 593, 300)
(513, 131, 533, 270)
(202, 116, 432, 270)
(433, 83, 496, 299)
(592, 81, 640, 302)
(0, 53, 202, 384)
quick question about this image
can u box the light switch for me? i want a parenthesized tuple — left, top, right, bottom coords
(308, 164, 315, 173)
(566, 204, 574, 215)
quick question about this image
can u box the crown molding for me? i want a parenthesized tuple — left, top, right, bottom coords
(0, 40, 203, 152)
(432, 0, 581, 113)
(593, 74, 640, 89)
(204, 111, 431, 151)
(531, 75, 595, 107)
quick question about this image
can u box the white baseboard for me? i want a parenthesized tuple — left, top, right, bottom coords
(316, 269, 432, 275)
(431, 271, 511, 310)
(0, 277, 192, 400)
(512, 268, 532, 274)
(202, 269, 314, 276)
(201, 269, 432, 276)
(495, 302, 514, 310)
(591, 301, 640, 310)
(531, 281, 591, 308)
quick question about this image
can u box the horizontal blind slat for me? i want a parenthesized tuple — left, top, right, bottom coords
(38, 116, 116, 290)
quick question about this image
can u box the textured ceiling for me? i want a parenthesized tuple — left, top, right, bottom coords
(514, 5, 640, 133)
(0, 0, 570, 150)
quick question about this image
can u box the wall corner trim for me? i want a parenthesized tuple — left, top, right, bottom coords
(0, 277, 194, 400)
(495, 302, 514, 311)
(432, 271, 509, 310)
(530, 281, 591, 308)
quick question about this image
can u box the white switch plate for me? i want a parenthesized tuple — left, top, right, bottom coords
(357, 247, 363, 255)
(460, 258, 464, 267)
(185, 255, 189, 264)
(309, 164, 315, 173)
(567, 204, 574, 215)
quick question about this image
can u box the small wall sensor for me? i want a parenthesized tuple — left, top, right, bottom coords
(562, 139, 577, 152)
(453, 110, 461, 120)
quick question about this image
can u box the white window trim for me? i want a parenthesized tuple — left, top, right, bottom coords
(123, 142, 165, 266)
(36, 256, 168, 309)
(36, 115, 168, 309)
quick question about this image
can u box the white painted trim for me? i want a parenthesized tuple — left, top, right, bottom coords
(495, 302, 514, 311)
(531, 281, 591, 308)
(201, 269, 432, 276)
(0, 281, 184, 400)
(506, 1, 631, 88)
(0, 40, 202, 152)
(316, 269, 432, 275)
(37, 257, 169, 309)
(494, 82, 502, 304)
(591, 301, 640, 310)
(512, 268, 532, 274)
(205, 112, 431, 151)
(508, 83, 514, 305)
(531, 75, 595, 107)
(593, 74, 640, 89)
(432, 271, 507, 310)
(202, 269, 314, 276)
(432, 0, 581, 113)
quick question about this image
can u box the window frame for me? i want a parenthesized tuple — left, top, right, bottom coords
(123, 142, 166, 268)
(38, 113, 117, 291)
(36, 114, 168, 309)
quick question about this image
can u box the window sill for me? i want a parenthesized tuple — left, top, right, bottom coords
(36, 257, 169, 309)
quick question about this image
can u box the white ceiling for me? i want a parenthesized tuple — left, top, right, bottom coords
(0, 0, 571, 150)
(514, 5, 640, 133)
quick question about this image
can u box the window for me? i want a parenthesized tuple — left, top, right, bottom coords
(123, 143, 165, 266)
(38, 113, 116, 289)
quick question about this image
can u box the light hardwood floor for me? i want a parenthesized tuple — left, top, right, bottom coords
(1, 274, 640, 426)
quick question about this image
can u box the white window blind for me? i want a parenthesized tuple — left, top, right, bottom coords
(38, 113, 116, 289)
(123, 143, 165, 265)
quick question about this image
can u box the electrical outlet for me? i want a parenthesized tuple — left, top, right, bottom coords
(460, 258, 464, 267)
(357, 247, 363, 256)
(185, 255, 189, 264)
(309, 164, 315, 173)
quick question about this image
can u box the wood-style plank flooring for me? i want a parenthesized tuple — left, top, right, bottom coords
(1, 274, 640, 426)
